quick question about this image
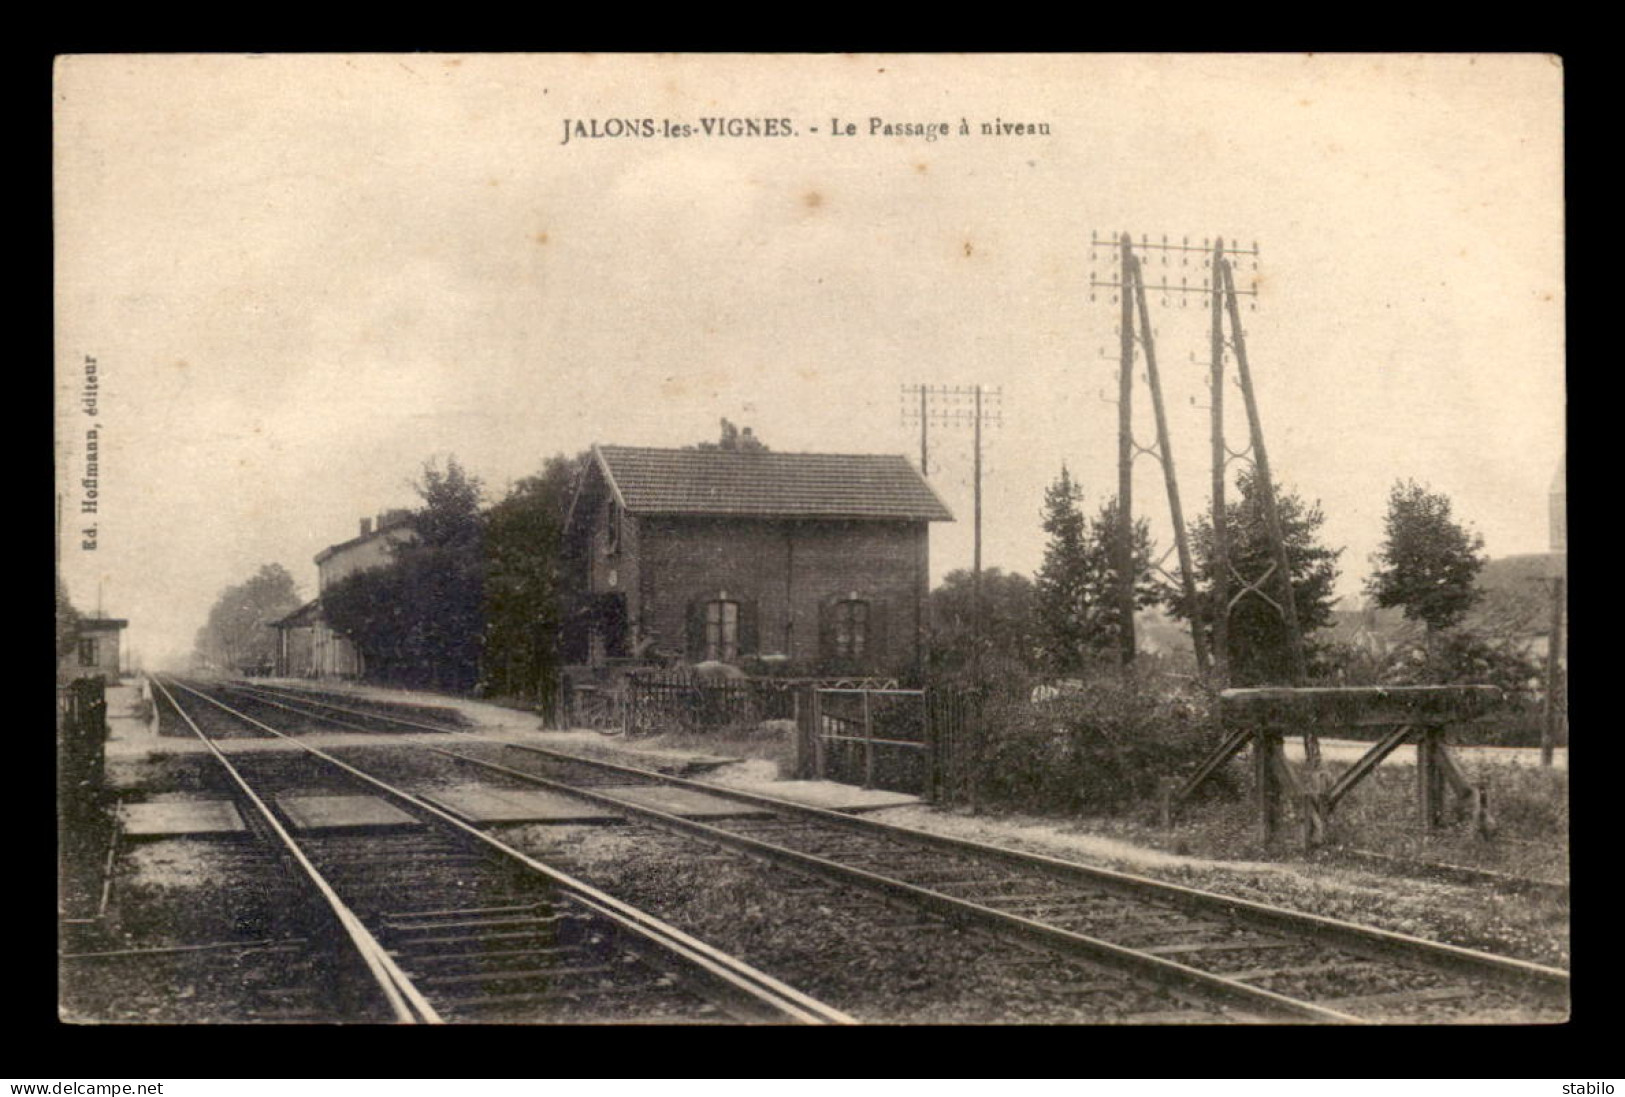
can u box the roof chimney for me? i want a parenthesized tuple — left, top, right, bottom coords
(360, 517, 373, 537)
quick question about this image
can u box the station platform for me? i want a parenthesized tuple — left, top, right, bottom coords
(593, 784, 777, 820)
(121, 800, 247, 839)
(276, 794, 422, 834)
(424, 785, 627, 826)
(713, 779, 922, 814)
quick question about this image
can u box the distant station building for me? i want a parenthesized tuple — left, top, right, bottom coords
(60, 615, 128, 683)
(562, 442, 953, 675)
(271, 510, 415, 678)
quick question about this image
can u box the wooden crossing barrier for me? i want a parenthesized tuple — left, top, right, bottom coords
(1172, 686, 1504, 847)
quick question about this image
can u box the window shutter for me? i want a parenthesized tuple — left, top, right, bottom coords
(738, 599, 759, 658)
(685, 599, 705, 661)
(817, 597, 837, 665)
(868, 598, 889, 671)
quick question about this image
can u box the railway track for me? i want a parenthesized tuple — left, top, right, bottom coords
(150, 677, 854, 1025)
(204, 678, 1571, 1024)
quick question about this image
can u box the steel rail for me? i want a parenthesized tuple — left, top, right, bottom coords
(151, 676, 441, 1023)
(221, 681, 1571, 1004)
(493, 741, 1572, 1003)
(400, 745, 1353, 1023)
(213, 680, 459, 735)
(168, 678, 854, 1026)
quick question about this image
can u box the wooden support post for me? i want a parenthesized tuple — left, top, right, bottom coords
(862, 689, 876, 790)
(1324, 723, 1415, 810)
(1472, 782, 1497, 840)
(1172, 723, 1254, 809)
(1418, 725, 1447, 831)
(969, 688, 983, 816)
(923, 689, 939, 804)
(1542, 574, 1564, 768)
(793, 689, 812, 779)
(1433, 741, 1478, 825)
(1255, 724, 1284, 845)
(811, 690, 826, 782)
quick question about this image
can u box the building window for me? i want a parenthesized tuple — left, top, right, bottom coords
(705, 599, 739, 663)
(606, 500, 622, 555)
(78, 637, 97, 666)
(834, 599, 869, 659)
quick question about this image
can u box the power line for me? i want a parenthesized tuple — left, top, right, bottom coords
(1087, 232, 1305, 692)
(1090, 232, 1208, 675)
(901, 383, 1003, 682)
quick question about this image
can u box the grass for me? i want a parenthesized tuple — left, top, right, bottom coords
(1072, 749, 1570, 883)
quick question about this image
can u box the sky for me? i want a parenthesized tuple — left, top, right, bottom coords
(53, 53, 1565, 670)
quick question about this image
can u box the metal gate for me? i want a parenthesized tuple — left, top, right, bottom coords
(794, 686, 980, 799)
(806, 687, 926, 794)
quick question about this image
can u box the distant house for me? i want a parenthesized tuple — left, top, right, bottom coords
(562, 443, 953, 675)
(271, 510, 416, 678)
(1326, 550, 1565, 668)
(59, 615, 127, 683)
(1325, 603, 1418, 659)
(1469, 552, 1566, 665)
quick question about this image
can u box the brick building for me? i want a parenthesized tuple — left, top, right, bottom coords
(562, 444, 953, 675)
(271, 510, 416, 678)
(59, 615, 127, 683)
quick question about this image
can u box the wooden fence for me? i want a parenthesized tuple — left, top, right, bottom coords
(57, 677, 108, 822)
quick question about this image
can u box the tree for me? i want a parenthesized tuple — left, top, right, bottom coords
(1169, 469, 1342, 686)
(325, 457, 486, 691)
(481, 453, 582, 702)
(1382, 629, 1540, 695)
(1034, 467, 1089, 670)
(1366, 479, 1487, 646)
(56, 577, 82, 658)
(929, 567, 1039, 679)
(411, 457, 484, 551)
(194, 563, 302, 672)
(1033, 467, 1158, 674)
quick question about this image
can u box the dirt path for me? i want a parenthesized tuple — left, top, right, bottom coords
(1284, 736, 1567, 771)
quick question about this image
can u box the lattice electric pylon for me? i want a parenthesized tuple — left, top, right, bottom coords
(1203, 238, 1309, 691)
(1088, 232, 1306, 691)
(1088, 232, 1209, 675)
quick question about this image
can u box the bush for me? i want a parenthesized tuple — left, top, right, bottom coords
(970, 672, 1222, 815)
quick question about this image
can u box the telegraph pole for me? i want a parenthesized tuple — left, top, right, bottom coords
(1542, 572, 1565, 767)
(1219, 250, 1308, 686)
(1089, 232, 1306, 698)
(1209, 262, 1230, 686)
(973, 384, 983, 662)
(1092, 232, 1209, 676)
(902, 383, 1002, 680)
(1116, 236, 1138, 668)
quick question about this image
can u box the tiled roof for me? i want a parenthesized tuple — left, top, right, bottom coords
(314, 515, 417, 565)
(268, 599, 322, 629)
(595, 445, 953, 521)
